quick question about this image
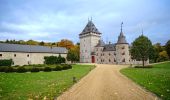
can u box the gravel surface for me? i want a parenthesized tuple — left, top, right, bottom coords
(57, 64, 159, 100)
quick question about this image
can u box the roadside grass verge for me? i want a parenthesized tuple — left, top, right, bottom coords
(120, 62, 170, 100)
(0, 64, 95, 100)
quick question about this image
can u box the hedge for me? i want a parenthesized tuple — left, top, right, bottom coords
(0, 59, 13, 66)
(44, 55, 65, 65)
(0, 64, 72, 73)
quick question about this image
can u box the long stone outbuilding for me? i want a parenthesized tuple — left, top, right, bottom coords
(0, 43, 68, 66)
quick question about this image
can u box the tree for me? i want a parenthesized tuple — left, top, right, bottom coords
(57, 39, 74, 49)
(26, 40, 39, 45)
(158, 50, 169, 61)
(67, 45, 80, 63)
(39, 41, 45, 45)
(165, 40, 170, 59)
(130, 35, 154, 67)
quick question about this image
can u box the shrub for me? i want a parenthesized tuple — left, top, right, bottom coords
(4, 67, 14, 73)
(30, 67, 40, 72)
(53, 65, 63, 71)
(0, 67, 7, 72)
(44, 67, 52, 72)
(17, 67, 27, 73)
(44, 56, 58, 65)
(44, 55, 66, 65)
(13, 65, 20, 67)
(134, 65, 153, 68)
(62, 64, 72, 70)
(0, 59, 13, 66)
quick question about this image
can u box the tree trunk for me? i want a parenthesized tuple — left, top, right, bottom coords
(142, 59, 145, 67)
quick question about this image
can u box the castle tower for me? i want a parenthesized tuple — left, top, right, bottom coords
(79, 19, 101, 63)
(116, 22, 130, 64)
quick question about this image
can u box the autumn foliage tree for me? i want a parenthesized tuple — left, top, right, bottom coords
(67, 45, 80, 63)
(130, 35, 154, 67)
(166, 40, 170, 59)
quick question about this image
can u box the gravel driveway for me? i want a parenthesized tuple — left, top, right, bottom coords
(57, 64, 158, 100)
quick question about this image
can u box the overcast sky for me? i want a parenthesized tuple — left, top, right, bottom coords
(0, 0, 170, 45)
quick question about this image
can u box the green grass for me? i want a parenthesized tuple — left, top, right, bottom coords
(120, 62, 170, 100)
(0, 64, 95, 100)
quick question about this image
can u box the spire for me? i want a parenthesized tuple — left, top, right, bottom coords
(117, 22, 127, 44)
(121, 22, 123, 33)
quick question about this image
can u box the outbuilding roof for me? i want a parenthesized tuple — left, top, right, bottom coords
(0, 43, 68, 54)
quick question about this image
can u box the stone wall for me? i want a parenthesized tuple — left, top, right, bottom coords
(0, 52, 67, 66)
(80, 32, 100, 63)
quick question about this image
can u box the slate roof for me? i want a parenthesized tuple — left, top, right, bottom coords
(0, 43, 68, 53)
(80, 20, 101, 35)
(95, 39, 105, 47)
(103, 44, 116, 51)
(117, 32, 127, 44)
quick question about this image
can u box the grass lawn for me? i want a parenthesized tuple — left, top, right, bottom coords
(120, 62, 170, 100)
(0, 64, 95, 100)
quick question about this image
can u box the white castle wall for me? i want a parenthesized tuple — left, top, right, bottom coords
(80, 32, 100, 63)
(0, 52, 67, 66)
(115, 44, 130, 64)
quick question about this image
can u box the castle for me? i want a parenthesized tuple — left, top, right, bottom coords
(79, 20, 146, 64)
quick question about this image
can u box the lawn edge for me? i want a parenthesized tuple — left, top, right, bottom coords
(56, 64, 96, 98)
(119, 67, 161, 100)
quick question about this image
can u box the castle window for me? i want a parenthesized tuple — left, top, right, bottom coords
(96, 48, 98, 51)
(122, 52, 125, 55)
(0, 54, 2, 57)
(101, 59, 102, 62)
(109, 53, 111, 56)
(109, 59, 111, 62)
(14, 54, 16, 57)
(27, 54, 29, 57)
(96, 53, 98, 56)
(114, 59, 116, 62)
(122, 58, 125, 62)
(103, 53, 104, 56)
(101, 54, 102, 56)
(114, 53, 116, 55)
(122, 46, 125, 49)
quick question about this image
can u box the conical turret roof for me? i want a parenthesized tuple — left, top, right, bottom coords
(117, 22, 127, 44)
(80, 20, 101, 35)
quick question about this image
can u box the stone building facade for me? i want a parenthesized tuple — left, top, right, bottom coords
(0, 43, 68, 66)
(79, 20, 148, 65)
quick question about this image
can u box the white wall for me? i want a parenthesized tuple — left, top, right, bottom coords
(80, 32, 100, 63)
(0, 52, 67, 66)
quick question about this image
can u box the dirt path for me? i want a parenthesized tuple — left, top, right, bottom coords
(57, 64, 158, 100)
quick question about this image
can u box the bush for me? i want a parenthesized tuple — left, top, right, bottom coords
(0, 66, 6, 72)
(4, 67, 14, 73)
(30, 67, 40, 72)
(53, 65, 63, 71)
(134, 65, 153, 68)
(17, 67, 27, 73)
(62, 64, 72, 70)
(0, 59, 13, 66)
(44, 67, 52, 72)
(44, 55, 66, 65)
